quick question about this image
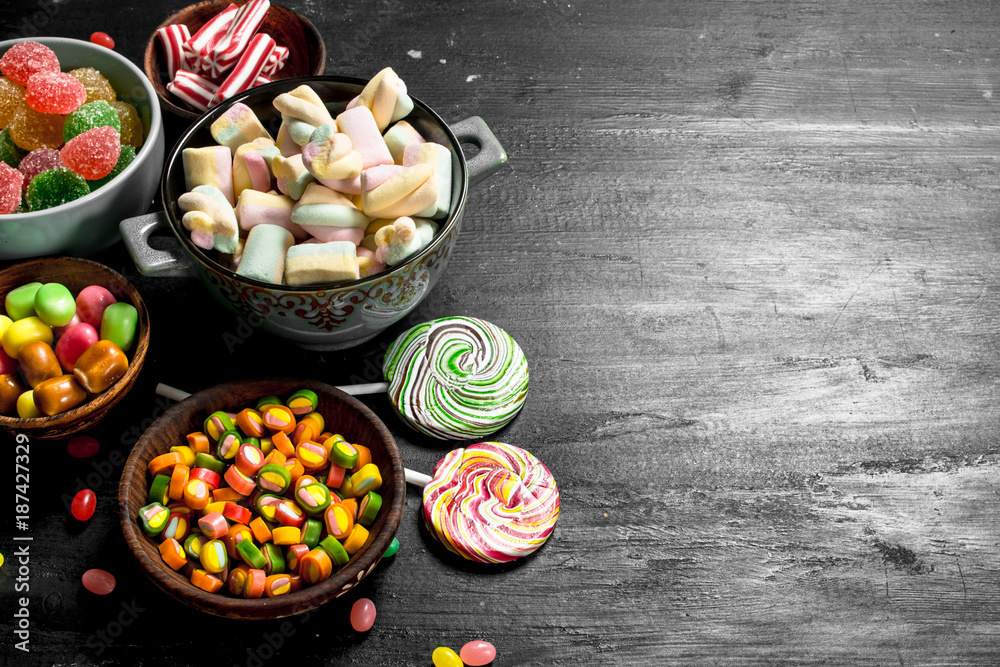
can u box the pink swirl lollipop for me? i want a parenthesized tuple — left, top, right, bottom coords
(419, 442, 559, 564)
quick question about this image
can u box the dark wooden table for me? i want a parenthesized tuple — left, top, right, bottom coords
(3, 0, 1000, 664)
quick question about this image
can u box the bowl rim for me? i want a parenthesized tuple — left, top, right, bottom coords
(117, 378, 406, 619)
(142, 0, 328, 121)
(159, 74, 471, 293)
(0, 36, 164, 220)
(0, 257, 150, 428)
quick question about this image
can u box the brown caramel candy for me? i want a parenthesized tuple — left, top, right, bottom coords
(18, 340, 62, 388)
(73, 339, 128, 394)
(33, 374, 87, 416)
(0, 373, 26, 414)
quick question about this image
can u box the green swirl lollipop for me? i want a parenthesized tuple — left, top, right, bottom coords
(382, 316, 529, 440)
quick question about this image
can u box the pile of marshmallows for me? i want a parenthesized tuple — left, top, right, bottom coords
(157, 0, 288, 111)
(179, 67, 452, 286)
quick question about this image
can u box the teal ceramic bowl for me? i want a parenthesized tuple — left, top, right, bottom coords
(120, 76, 506, 350)
(0, 37, 164, 260)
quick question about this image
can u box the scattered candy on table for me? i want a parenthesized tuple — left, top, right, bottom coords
(81, 568, 116, 595)
(90, 32, 115, 50)
(350, 597, 376, 632)
(67, 435, 99, 458)
(71, 489, 96, 521)
(136, 388, 388, 598)
(383, 536, 399, 558)
(460, 640, 498, 666)
(432, 646, 463, 667)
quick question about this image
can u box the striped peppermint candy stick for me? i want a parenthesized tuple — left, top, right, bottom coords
(168, 69, 221, 112)
(253, 73, 272, 86)
(261, 44, 288, 77)
(156, 24, 191, 80)
(208, 32, 275, 108)
(181, 3, 238, 74)
(205, 0, 270, 78)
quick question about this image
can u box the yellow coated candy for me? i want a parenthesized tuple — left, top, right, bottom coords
(0, 552, 4, 568)
(432, 647, 462, 667)
(16, 390, 41, 418)
(0, 315, 12, 338)
(200, 539, 228, 573)
(350, 463, 382, 495)
(169, 445, 196, 467)
(2, 316, 52, 358)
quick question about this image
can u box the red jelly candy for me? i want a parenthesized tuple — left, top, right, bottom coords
(71, 489, 96, 521)
(90, 33, 115, 50)
(55, 322, 99, 371)
(25, 71, 87, 114)
(0, 162, 23, 214)
(460, 640, 497, 666)
(67, 435, 100, 458)
(0, 41, 60, 86)
(18, 148, 63, 191)
(76, 285, 117, 328)
(350, 598, 376, 632)
(60, 125, 120, 180)
(81, 568, 115, 595)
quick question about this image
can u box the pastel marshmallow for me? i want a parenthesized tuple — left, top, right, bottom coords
(383, 120, 425, 164)
(346, 67, 413, 132)
(402, 142, 452, 219)
(182, 146, 235, 205)
(178, 185, 239, 253)
(273, 85, 335, 145)
(272, 154, 316, 200)
(236, 224, 295, 284)
(374, 216, 437, 266)
(301, 125, 362, 181)
(360, 163, 437, 218)
(284, 242, 359, 286)
(291, 182, 370, 241)
(276, 122, 300, 157)
(335, 106, 392, 169)
(357, 246, 386, 278)
(210, 102, 273, 152)
(232, 137, 279, 198)
(235, 190, 306, 240)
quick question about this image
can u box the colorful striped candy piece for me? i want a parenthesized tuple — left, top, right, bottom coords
(199, 539, 228, 573)
(300, 548, 332, 585)
(264, 573, 291, 597)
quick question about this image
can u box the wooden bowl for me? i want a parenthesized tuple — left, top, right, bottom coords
(143, 0, 327, 120)
(0, 258, 150, 440)
(118, 379, 405, 620)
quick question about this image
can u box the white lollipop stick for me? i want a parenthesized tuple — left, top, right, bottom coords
(404, 469, 431, 487)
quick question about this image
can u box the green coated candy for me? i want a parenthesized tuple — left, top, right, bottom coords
(99, 302, 138, 352)
(383, 536, 399, 558)
(319, 535, 350, 566)
(63, 100, 121, 143)
(301, 518, 322, 549)
(89, 145, 136, 190)
(148, 474, 170, 505)
(25, 167, 90, 211)
(5, 282, 42, 320)
(33, 283, 76, 327)
(0, 128, 25, 168)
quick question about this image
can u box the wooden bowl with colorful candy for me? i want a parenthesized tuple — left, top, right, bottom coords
(118, 379, 404, 620)
(0, 257, 149, 439)
(143, 0, 326, 120)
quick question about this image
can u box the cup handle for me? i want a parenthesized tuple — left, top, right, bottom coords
(119, 211, 193, 277)
(450, 116, 508, 184)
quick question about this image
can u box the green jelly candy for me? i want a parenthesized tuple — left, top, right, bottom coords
(25, 167, 90, 211)
(0, 128, 25, 168)
(89, 145, 136, 190)
(99, 301, 138, 352)
(5, 282, 42, 320)
(383, 536, 399, 558)
(62, 100, 121, 143)
(34, 283, 76, 327)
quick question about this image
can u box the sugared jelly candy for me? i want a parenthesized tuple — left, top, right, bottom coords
(18, 148, 62, 191)
(71, 489, 96, 521)
(0, 127, 26, 169)
(0, 41, 60, 86)
(61, 125, 121, 180)
(34, 282, 76, 327)
(90, 32, 115, 50)
(109, 101, 143, 148)
(16, 390, 40, 418)
(89, 145, 135, 190)
(5, 282, 41, 320)
(55, 322, 99, 371)
(81, 568, 116, 595)
(2, 315, 52, 357)
(68, 68, 116, 104)
(25, 167, 89, 210)
(383, 536, 399, 558)
(63, 100, 121, 143)
(9, 103, 65, 151)
(67, 435, 100, 458)
(350, 598, 376, 632)
(76, 286, 116, 328)
(0, 77, 25, 128)
(0, 162, 23, 214)
(460, 640, 497, 666)
(100, 302, 137, 351)
(25, 71, 86, 114)
(432, 647, 463, 667)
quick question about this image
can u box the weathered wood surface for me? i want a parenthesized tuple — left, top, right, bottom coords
(2, 0, 1000, 664)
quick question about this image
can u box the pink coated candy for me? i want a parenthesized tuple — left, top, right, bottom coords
(67, 435, 100, 458)
(53, 313, 81, 337)
(0, 162, 23, 215)
(0, 41, 60, 86)
(460, 640, 497, 666)
(0, 349, 17, 375)
(55, 322, 99, 372)
(76, 286, 116, 328)
(24, 71, 87, 114)
(60, 126, 121, 180)
(18, 148, 64, 192)
(71, 489, 96, 521)
(81, 568, 116, 595)
(350, 598, 376, 632)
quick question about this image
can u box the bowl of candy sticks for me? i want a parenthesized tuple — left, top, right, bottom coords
(118, 378, 405, 619)
(143, 0, 326, 120)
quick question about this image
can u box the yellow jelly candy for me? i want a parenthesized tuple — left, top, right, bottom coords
(16, 390, 41, 418)
(0, 315, 12, 339)
(9, 104, 64, 151)
(3, 316, 53, 358)
(432, 647, 462, 667)
(68, 68, 115, 104)
(109, 100, 143, 149)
